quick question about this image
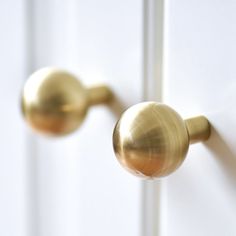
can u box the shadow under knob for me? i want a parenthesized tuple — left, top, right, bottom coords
(21, 67, 113, 136)
(113, 102, 211, 178)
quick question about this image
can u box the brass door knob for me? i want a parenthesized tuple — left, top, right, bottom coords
(113, 102, 211, 178)
(21, 67, 113, 136)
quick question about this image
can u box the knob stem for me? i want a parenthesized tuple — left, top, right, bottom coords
(87, 85, 113, 106)
(185, 116, 211, 144)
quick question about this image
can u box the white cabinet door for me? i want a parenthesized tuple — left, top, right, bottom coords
(160, 0, 236, 235)
(0, 1, 28, 236)
(25, 1, 144, 236)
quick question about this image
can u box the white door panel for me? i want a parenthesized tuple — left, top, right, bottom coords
(27, 0, 143, 236)
(162, 1, 236, 235)
(0, 1, 27, 236)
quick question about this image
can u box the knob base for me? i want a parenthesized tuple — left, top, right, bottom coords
(87, 85, 113, 106)
(185, 116, 211, 144)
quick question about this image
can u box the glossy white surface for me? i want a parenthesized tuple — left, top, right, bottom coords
(162, 0, 236, 235)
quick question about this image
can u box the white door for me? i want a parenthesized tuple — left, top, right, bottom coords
(25, 0, 144, 236)
(158, 0, 236, 235)
(0, 1, 27, 236)
(0, 0, 145, 236)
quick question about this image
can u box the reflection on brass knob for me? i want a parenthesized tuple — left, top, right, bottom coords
(21, 67, 113, 136)
(113, 102, 211, 178)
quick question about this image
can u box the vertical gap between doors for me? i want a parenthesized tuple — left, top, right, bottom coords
(141, 0, 165, 235)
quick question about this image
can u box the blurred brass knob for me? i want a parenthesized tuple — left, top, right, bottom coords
(113, 102, 211, 178)
(21, 67, 113, 136)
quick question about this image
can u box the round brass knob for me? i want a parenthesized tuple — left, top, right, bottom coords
(112, 102, 211, 178)
(21, 67, 113, 136)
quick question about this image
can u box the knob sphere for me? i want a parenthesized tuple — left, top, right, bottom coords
(113, 102, 190, 178)
(21, 68, 89, 136)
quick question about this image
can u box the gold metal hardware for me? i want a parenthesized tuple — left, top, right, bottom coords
(21, 67, 113, 136)
(113, 102, 211, 178)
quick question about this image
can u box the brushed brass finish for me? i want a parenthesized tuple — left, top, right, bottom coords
(185, 116, 210, 144)
(113, 102, 211, 178)
(21, 67, 113, 136)
(87, 85, 113, 106)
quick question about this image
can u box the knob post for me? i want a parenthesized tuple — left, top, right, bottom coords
(184, 116, 211, 144)
(87, 85, 113, 106)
